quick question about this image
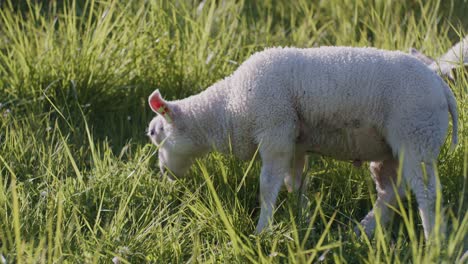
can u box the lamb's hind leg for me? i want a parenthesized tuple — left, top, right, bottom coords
(402, 155, 443, 240)
(422, 162, 445, 238)
(358, 159, 405, 237)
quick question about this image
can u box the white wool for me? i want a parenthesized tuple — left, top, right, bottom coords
(430, 36, 468, 77)
(410, 36, 468, 79)
(173, 47, 457, 159)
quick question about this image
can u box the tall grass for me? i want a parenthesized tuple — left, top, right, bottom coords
(0, 0, 467, 262)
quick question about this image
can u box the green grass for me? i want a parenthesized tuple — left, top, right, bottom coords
(0, 0, 467, 262)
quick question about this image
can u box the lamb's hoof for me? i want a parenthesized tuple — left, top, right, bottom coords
(354, 225, 361, 237)
(255, 222, 267, 234)
(354, 222, 373, 240)
(354, 225, 369, 240)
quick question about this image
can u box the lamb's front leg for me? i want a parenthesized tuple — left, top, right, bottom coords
(256, 151, 294, 233)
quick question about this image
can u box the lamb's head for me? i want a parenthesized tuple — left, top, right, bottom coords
(147, 90, 198, 179)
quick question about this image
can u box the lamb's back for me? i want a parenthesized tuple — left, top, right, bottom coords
(227, 47, 439, 125)
(221, 47, 448, 160)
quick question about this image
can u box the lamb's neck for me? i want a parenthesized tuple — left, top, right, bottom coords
(177, 82, 231, 154)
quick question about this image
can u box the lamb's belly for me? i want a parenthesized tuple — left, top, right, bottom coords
(300, 126, 393, 161)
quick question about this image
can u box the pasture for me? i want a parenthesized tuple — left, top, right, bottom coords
(0, 0, 467, 263)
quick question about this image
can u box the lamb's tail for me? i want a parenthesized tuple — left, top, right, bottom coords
(442, 80, 458, 150)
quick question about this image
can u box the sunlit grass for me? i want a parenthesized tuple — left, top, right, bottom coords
(0, 0, 467, 262)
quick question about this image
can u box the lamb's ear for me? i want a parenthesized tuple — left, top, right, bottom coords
(409, 48, 435, 65)
(148, 90, 173, 123)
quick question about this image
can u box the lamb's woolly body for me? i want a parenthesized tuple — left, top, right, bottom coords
(175, 47, 455, 161)
(149, 46, 458, 239)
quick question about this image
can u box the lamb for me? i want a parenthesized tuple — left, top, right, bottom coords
(410, 36, 468, 80)
(147, 46, 458, 240)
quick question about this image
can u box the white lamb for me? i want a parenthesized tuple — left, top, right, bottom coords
(410, 36, 468, 80)
(147, 46, 458, 240)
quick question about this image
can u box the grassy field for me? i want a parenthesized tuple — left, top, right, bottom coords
(0, 0, 467, 262)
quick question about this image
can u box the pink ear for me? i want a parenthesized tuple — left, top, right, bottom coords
(149, 90, 165, 112)
(148, 90, 173, 122)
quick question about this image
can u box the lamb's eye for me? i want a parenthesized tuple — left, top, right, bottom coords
(150, 129, 155, 136)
